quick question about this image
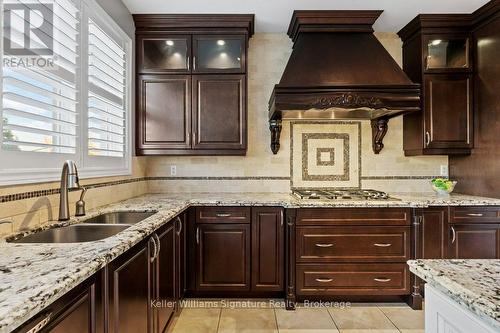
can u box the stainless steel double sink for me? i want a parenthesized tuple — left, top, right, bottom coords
(9, 211, 156, 244)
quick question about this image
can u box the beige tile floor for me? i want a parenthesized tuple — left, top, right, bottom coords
(168, 300, 424, 333)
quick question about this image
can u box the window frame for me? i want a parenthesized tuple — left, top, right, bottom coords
(0, 0, 133, 186)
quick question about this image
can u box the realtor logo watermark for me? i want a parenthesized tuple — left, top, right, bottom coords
(3, 1, 56, 69)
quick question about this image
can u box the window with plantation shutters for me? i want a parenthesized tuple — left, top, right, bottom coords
(88, 17, 126, 158)
(2, 0, 79, 155)
(0, 0, 132, 185)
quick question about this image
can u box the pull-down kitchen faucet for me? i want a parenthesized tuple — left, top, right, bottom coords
(59, 160, 86, 221)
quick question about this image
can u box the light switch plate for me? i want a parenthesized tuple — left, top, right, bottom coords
(440, 165, 449, 177)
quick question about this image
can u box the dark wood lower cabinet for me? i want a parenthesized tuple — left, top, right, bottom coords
(449, 224, 500, 259)
(196, 223, 251, 291)
(107, 238, 153, 333)
(155, 222, 176, 333)
(14, 274, 97, 333)
(251, 207, 284, 292)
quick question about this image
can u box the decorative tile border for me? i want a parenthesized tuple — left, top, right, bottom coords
(302, 133, 350, 181)
(0, 175, 445, 204)
(0, 176, 291, 204)
(316, 147, 336, 166)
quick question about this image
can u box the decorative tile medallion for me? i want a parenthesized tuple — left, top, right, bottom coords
(316, 147, 336, 166)
(291, 121, 361, 189)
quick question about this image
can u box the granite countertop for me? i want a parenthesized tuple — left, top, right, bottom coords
(408, 259, 500, 330)
(1, 192, 500, 332)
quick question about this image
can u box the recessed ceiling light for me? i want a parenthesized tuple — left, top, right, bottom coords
(220, 52, 227, 57)
(430, 40, 442, 46)
(166, 40, 174, 46)
(217, 40, 226, 46)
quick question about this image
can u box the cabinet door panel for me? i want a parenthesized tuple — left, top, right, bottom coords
(419, 208, 448, 259)
(196, 224, 250, 291)
(108, 242, 152, 333)
(424, 74, 472, 149)
(176, 214, 186, 304)
(46, 290, 93, 333)
(449, 225, 500, 259)
(252, 208, 284, 292)
(138, 35, 191, 74)
(155, 223, 176, 333)
(193, 35, 246, 73)
(192, 75, 246, 150)
(137, 75, 191, 151)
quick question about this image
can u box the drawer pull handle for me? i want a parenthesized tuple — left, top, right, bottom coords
(315, 243, 334, 248)
(374, 278, 392, 283)
(466, 213, 483, 217)
(373, 243, 392, 247)
(26, 313, 52, 333)
(215, 213, 232, 217)
(315, 278, 333, 283)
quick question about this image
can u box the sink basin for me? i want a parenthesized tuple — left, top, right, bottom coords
(81, 211, 156, 225)
(8, 224, 131, 243)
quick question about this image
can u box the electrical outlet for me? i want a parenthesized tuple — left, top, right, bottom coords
(170, 165, 177, 176)
(440, 165, 448, 177)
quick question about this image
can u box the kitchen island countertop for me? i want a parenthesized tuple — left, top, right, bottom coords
(407, 259, 500, 331)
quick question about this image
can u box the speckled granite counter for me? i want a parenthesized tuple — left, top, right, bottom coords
(1, 192, 500, 332)
(408, 259, 500, 330)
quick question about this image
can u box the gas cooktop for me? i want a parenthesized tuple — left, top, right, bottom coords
(292, 189, 399, 200)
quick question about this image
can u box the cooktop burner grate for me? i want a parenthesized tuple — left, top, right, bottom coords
(292, 189, 398, 200)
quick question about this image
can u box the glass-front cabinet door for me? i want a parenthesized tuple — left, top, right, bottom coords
(193, 35, 246, 73)
(425, 36, 470, 71)
(139, 35, 191, 73)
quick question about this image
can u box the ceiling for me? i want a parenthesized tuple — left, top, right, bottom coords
(122, 0, 489, 33)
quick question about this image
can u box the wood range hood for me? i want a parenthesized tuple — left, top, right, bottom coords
(268, 10, 421, 154)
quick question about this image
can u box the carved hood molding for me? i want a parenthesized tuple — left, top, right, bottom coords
(268, 10, 421, 154)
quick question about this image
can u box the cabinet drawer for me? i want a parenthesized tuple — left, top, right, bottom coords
(297, 208, 411, 226)
(450, 206, 500, 224)
(196, 207, 251, 224)
(296, 263, 409, 296)
(297, 226, 410, 262)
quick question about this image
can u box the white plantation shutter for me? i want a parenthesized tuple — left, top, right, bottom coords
(0, 0, 132, 185)
(2, 0, 80, 155)
(87, 17, 126, 158)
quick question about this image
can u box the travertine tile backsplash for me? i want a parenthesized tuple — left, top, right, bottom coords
(0, 33, 448, 236)
(146, 33, 448, 193)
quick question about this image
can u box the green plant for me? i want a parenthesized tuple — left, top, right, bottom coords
(431, 178, 454, 191)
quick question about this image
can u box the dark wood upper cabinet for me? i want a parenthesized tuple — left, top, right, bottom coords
(192, 75, 246, 150)
(423, 74, 472, 149)
(138, 35, 191, 74)
(137, 75, 191, 154)
(424, 36, 470, 72)
(134, 14, 254, 156)
(399, 17, 473, 156)
(193, 35, 246, 73)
